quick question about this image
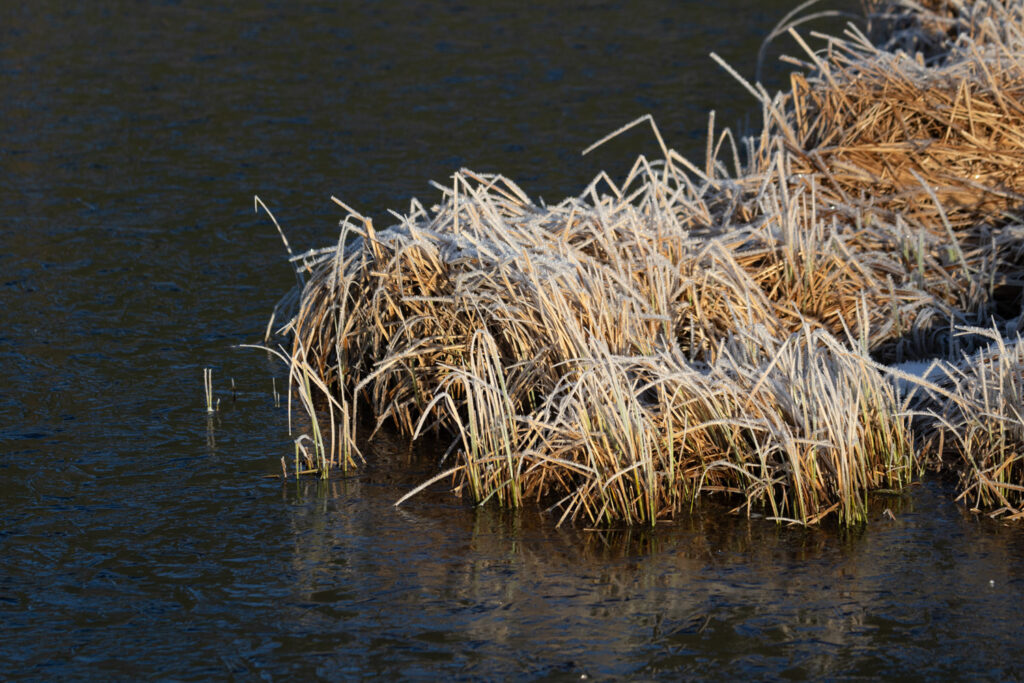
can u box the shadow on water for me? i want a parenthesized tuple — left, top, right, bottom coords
(4, 0, 1024, 679)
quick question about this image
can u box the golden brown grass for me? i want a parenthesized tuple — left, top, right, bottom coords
(265, 0, 1024, 525)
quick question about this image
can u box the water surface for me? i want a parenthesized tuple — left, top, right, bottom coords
(3, 0, 1024, 679)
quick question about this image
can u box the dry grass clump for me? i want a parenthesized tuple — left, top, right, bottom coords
(784, 23, 1024, 228)
(721, 0, 1024, 358)
(519, 326, 913, 526)
(915, 329, 1024, 519)
(409, 325, 912, 527)
(277, 156, 915, 526)
(266, 0, 1024, 524)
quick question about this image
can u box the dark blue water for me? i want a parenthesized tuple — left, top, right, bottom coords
(3, 1, 1024, 679)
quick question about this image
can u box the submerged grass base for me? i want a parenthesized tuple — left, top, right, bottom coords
(266, 0, 1024, 526)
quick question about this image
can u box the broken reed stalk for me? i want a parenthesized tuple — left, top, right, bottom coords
(267, 0, 1024, 524)
(204, 368, 217, 413)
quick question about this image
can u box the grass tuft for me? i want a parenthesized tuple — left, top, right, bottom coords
(262, 0, 1024, 524)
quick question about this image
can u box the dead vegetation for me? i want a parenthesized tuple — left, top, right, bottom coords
(265, 0, 1024, 525)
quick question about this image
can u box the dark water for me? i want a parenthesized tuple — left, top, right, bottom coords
(3, 1, 1024, 679)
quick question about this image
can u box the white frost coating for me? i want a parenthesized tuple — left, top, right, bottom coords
(886, 359, 947, 397)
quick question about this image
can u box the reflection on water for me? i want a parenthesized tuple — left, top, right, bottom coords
(3, 0, 1024, 679)
(280, 473, 1024, 680)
